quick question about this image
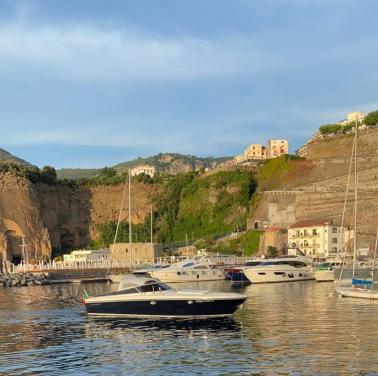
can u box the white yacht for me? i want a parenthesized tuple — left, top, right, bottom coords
(150, 259, 225, 283)
(84, 275, 246, 318)
(243, 257, 314, 284)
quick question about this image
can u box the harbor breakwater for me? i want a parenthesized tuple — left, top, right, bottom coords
(0, 272, 50, 287)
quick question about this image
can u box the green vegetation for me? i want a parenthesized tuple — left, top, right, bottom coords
(257, 154, 301, 190)
(0, 148, 30, 166)
(319, 123, 342, 135)
(0, 162, 58, 185)
(363, 109, 378, 126)
(211, 231, 262, 256)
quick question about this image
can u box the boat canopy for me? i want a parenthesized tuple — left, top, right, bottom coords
(352, 278, 373, 286)
(118, 275, 161, 290)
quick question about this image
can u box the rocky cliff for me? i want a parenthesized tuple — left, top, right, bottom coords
(250, 128, 378, 249)
(0, 174, 154, 262)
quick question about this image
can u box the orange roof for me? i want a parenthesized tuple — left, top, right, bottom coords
(289, 219, 339, 229)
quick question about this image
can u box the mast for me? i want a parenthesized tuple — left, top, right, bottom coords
(352, 119, 358, 278)
(128, 170, 133, 271)
(372, 229, 378, 291)
(150, 205, 153, 244)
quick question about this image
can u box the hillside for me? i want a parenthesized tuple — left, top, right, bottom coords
(57, 153, 232, 180)
(0, 148, 31, 166)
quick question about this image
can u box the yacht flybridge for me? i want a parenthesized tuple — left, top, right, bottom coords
(150, 259, 225, 282)
(83, 275, 247, 318)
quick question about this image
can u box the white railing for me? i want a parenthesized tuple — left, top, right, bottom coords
(9, 255, 252, 274)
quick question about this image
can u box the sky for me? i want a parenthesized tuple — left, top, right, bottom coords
(0, 0, 377, 168)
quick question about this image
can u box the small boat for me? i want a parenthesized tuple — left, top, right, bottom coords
(314, 261, 343, 282)
(150, 259, 225, 282)
(243, 257, 314, 284)
(83, 275, 247, 318)
(226, 260, 261, 284)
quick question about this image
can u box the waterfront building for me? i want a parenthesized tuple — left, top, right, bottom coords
(267, 139, 288, 158)
(130, 165, 156, 178)
(288, 219, 345, 257)
(110, 242, 163, 263)
(63, 249, 110, 263)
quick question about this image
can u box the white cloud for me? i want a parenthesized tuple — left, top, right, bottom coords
(0, 16, 271, 83)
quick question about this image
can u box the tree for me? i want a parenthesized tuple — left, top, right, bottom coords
(41, 165, 57, 184)
(363, 110, 378, 126)
(266, 245, 278, 258)
(100, 166, 117, 178)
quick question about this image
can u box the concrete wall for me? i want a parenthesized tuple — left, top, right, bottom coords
(110, 243, 163, 263)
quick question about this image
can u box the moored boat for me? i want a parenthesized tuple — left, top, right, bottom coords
(314, 261, 343, 282)
(150, 259, 225, 282)
(83, 275, 247, 318)
(243, 257, 314, 284)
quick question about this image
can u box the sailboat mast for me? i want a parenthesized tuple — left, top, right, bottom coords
(352, 120, 358, 278)
(371, 229, 378, 291)
(128, 170, 133, 271)
(150, 205, 153, 244)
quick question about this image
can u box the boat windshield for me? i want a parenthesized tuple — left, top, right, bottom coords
(139, 282, 172, 292)
(259, 260, 307, 268)
(245, 261, 261, 266)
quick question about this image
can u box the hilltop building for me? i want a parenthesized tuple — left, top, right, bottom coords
(130, 165, 156, 178)
(233, 139, 288, 164)
(288, 219, 345, 258)
(267, 139, 288, 159)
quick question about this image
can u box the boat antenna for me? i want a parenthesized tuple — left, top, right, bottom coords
(129, 169, 133, 272)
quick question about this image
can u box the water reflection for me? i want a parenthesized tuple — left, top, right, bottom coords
(1, 280, 378, 374)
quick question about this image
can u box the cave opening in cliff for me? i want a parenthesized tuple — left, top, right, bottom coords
(5, 230, 22, 265)
(59, 228, 75, 252)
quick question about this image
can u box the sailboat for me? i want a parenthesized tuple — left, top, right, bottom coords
(335, 120, 378, 299)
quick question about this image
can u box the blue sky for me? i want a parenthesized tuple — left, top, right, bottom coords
(0, 0, 377, 168)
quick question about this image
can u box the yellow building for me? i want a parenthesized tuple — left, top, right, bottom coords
(347, 112, 365, 123)
(244, 144, 264, 159)
(267, 139, 288, 158)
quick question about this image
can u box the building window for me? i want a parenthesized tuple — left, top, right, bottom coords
(332, 247, 337, 253)
(332, 228, 337, 233)
(332, 238, 337, 244)
(312, 229, 317, 235)
(296, 230, 300, 237)
(304, 229, 308, 236)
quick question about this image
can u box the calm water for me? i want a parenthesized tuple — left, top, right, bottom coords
(1, 280, 378, 375)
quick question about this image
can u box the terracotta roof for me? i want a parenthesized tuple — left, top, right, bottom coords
(289, 219, 340, 229)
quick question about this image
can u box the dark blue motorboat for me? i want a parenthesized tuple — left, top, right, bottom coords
(83, 275, 247, 318)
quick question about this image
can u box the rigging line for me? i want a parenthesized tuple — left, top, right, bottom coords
(371, 229, 378, 292)
(107, 178, 128, 278)
(338, 132, 356, 284)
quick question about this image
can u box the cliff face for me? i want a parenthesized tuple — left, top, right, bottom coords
(0, 174, 154, 261)
(250, 128, 378, 249)
(0, 173, 51, 263)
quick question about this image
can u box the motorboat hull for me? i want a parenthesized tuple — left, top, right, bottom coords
(335, 286, 378, 300)
(244, 266, 314, 284)
(85, 298, 246, 318)
(314, 269, 335, 282)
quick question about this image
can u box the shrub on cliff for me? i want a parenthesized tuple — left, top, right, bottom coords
(319, 123, 341, 135)
(364, 110, 378, 126)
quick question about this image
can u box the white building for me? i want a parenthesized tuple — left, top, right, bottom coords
(130, 165, 156, 178)
(63, 249, 111, 263)
(288, 219, 345, 258)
